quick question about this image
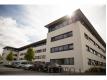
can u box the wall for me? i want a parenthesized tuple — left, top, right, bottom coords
(79, 21, 106, 71)
(46, 21, 84, 72)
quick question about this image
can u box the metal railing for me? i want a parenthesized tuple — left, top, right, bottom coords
(62, 67, 81, 73)
(46, 67, 82, 73)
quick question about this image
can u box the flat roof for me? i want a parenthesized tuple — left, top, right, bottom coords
(18, 39, 46, 51)
(44, 9, 106, 48)
(3, 39, 46, 51)
(76, 9, 106, 48)
(3, 46, 18, 51)
(45, 15, 70, 28)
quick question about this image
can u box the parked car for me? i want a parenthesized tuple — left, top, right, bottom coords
(29, 61, 63, 73)
(29, 61, 45, 71)
(11, 62, 20, 68)
(43, 62, 63, 73)
(4, 64, 13, 68)
(11, 61, 28, 68)
(23, 64, 33, 70)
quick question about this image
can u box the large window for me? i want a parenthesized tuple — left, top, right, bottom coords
(35, 48, 46, 53)
(88, 58, 106, 67)
(51, 31, 73, 42)
(51, 43, 73, 53)
(35, 55, 46, 59)
(84, 33, 105, 53)
(49, 19, 72, 32)
(20, 53, 25, 56)
(14, 54, 17, 56)
(50, 57, 74, 65)
(86, 45, 106, 60)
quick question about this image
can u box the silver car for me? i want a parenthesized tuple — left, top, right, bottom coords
(23, 64, 33, 70)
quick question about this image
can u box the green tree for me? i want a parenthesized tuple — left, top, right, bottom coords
(0, 54, 3, 61)
(6, 51, 14, 64)
(24, 47, 35, 61)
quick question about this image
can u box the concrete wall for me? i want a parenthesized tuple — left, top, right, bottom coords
(33, 45, 46, 62)
(78, 21, 106, 71)
(17, 45, 47, 62)
(46, 21, 84, 72)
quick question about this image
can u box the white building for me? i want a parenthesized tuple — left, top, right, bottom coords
(2, 9, 106, 72)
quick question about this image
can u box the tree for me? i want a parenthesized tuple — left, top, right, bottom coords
(6, 51, 14, 64)
(24, 47, 35, 61)
(0, 54, 3, 61)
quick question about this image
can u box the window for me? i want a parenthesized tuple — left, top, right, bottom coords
(54, 47, 59, 52)
(90, 48, 94, 53)
(88, 58, 105, 66)
(86, 45, 90, 51)
(36, 50, 42, 53)
(14, 54, 17, 56)
(69, 58, 74, 65)
(89, 38, 95, 45)
(51, 31, 72, 42)
(84, 33, 105, 54)
(50, 57, 74, 65)
(35, 55, 46, 59)
(84, 33, 88, 39)
(43, 48, 46, 52)
(63, 45, 69, 51)
(64, 32, 72, 38)
(51, 43, 73, 53)
(58, 34, 64, 39)
(36, 48, 46, 53)
(88, 59, 91, 65)
(94, 51, 98, 55)
(42, 55, 46, 59)
(68, 44, 73, 49)
(95, 61, 98, 66)
(86, 45, 106, 60)
(49, 20, 71, 32)
(58, 46, 63, 51)
(51, 48, 55, 53)
(20, 53, 25, 56)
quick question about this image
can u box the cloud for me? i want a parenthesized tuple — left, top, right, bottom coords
(24, 5, 106, 41)
(0, 17, 36, 54)
(0, 5, 105, 54)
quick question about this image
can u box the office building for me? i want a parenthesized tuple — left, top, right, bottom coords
(2, 9, 106, 72)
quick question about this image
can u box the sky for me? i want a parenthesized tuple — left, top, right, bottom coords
(0, 5, 106, 54)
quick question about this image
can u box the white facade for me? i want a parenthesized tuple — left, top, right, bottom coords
(2, 48, 19, 64)
(2, 9, 106, 72)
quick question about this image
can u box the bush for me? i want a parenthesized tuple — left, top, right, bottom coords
(85, 67, 106, 73)
(0, 62, 3, 64)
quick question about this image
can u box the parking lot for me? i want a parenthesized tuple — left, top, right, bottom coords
(0, 65, 70, 75)
(0, 65, 105, 75)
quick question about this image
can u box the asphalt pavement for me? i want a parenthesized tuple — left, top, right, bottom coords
(0, 65, 65, 75)
(0, 65, 105, 75)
